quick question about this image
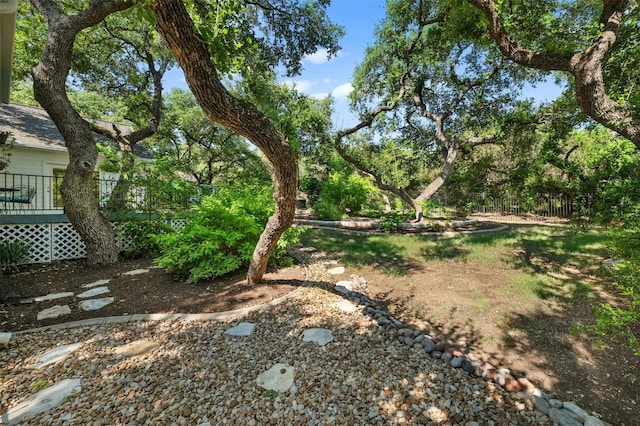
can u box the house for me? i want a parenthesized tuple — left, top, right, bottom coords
(0, 102, 150, 214)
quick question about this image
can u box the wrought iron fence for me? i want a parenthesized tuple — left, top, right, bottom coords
(0, 173, 199, 215)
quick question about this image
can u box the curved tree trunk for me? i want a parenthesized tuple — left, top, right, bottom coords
(152, 0, 298, 284)
(415, 143, 459, 205)
(30, 0, 132, 264)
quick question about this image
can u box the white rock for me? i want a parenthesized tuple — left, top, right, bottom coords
(77, 286, 110, 298)
(37, 305, 71, 320)
(78, 297, 115, 311)
(34, 292, 74, 302)
(123, 269, 150, 276)
(26, 343, 82, 369)
(224, 322, 256, 337)
(300, 328, 334, 346)
(256, 363, 295, 392)
(81, 279, 110, 288)
(114, 339, 160, 357)
(0, 332, 12, 347)
(327, 266, 345, 275)
(1, 379, 81, 425)
(321, 260, 339, 265)
(333, 300, 357, 312)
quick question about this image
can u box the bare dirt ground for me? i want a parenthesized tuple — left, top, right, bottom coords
(1, 221, 638, 425)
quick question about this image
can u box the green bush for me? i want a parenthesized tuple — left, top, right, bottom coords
(0, 240, 30, 273)
(589, 209, 640, 355)
(314, 171, 376, 219)
(119, 219, 174, 259)
(379, 212, 407, 232)
(153, 185, 300, 284)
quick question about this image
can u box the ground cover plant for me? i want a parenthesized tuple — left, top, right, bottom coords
(299, 224, 639, 424)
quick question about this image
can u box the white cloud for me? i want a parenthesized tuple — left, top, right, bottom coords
(304, 49, 330, 65)
(281, 80, 313, 93)
(331, 83, 354, 99)
(309, 92, 330, 100)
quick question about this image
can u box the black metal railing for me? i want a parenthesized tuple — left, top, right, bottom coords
(0, 173, 200, 215)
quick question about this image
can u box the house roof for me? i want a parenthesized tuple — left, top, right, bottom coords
(0, 0, 17, 103)
(0, 103, 153, 158)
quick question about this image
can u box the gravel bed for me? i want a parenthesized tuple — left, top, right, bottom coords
(1, 287, 554, 425)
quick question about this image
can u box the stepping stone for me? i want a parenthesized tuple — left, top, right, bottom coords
(77, 287, 110, 298)
(79, 297, 115, 311)
(298, 247, 316, 252)
(123, 269, 150, 276)
(300, 328, 334, 346)
(327, 266, 345, 275)
(224, 322, 256, 337)
(333, 300, 357, 313)
(81, 279, 110, 288)
(27, 343, 82, 370)
(0, 332, 11, 347)
(321, 260, 339, 265)
(114, 339, 160, 357)
(37, 305, 71, 320)
(34, 292, 74, 302)
(256, 363, 295, 392)
(1, 378, 82, 425)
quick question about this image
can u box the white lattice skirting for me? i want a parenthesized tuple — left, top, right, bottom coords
(0, 220, 185, 264)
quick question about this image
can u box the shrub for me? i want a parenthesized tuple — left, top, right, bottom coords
(153, 185, 300, 284)
(119, 219, 174, 259)
(314, 171, 377, 219)
(588, 208, 640, 355)
(379, 212, 407, 232)
(0, 240, 30, 273)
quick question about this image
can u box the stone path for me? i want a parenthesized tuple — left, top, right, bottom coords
(0, 250, 610, 425)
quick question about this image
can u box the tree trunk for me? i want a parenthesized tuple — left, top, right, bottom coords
(415, 143, 459, 205)
(30, 0, 130, 264)
(152, 0, 298, 284)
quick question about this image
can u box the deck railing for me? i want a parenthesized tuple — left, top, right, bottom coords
(0, 173, 199, 215)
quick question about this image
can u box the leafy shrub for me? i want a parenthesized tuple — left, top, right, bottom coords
(588, 208, 640, 355)
(119, 219, 174, 259)
(0, 240, 30, 273)
(153, 185, 300, 283)
(379, 212, 407, 232)
(314, 171, 376, 219)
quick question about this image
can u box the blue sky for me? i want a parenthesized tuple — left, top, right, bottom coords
(163, 0, 563, 128)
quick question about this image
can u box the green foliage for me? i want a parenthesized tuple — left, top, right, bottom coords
(119, 219, 174, 259)
(0, 240, 31, 273)
(589, 209, 640, 355)
(379, 212, 407, 232)
(154, 185, 300, 283)
(314, 171, 378, 220)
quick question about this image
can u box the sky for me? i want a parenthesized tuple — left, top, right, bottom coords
(162, 0, 563, 129)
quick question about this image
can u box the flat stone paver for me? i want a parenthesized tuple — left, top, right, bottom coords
(34, 292, 74, 302)
(123, 269, 149, 276)
(224, 322, 256, 337)
(78, 297, 115, 311)
(300, 328, 334, 346)
(1, 379, 82, 425)
(26, 343, 82, 369)
(81, 279, 110, 288)
(77, 287, 110, 298)
(114, 339, 160, 357)
(256, 363, 295, 393)
(37, 305, 71, 320)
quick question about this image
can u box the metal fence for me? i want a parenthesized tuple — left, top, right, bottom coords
(0, 173, 199, 215)
(460, 192, 593, 222)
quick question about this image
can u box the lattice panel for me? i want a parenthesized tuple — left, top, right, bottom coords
(0, 224, 52, 263)
(170, 219, 187, 231)
(52, 223, 86, 260)
(111, 222, 131, 251)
